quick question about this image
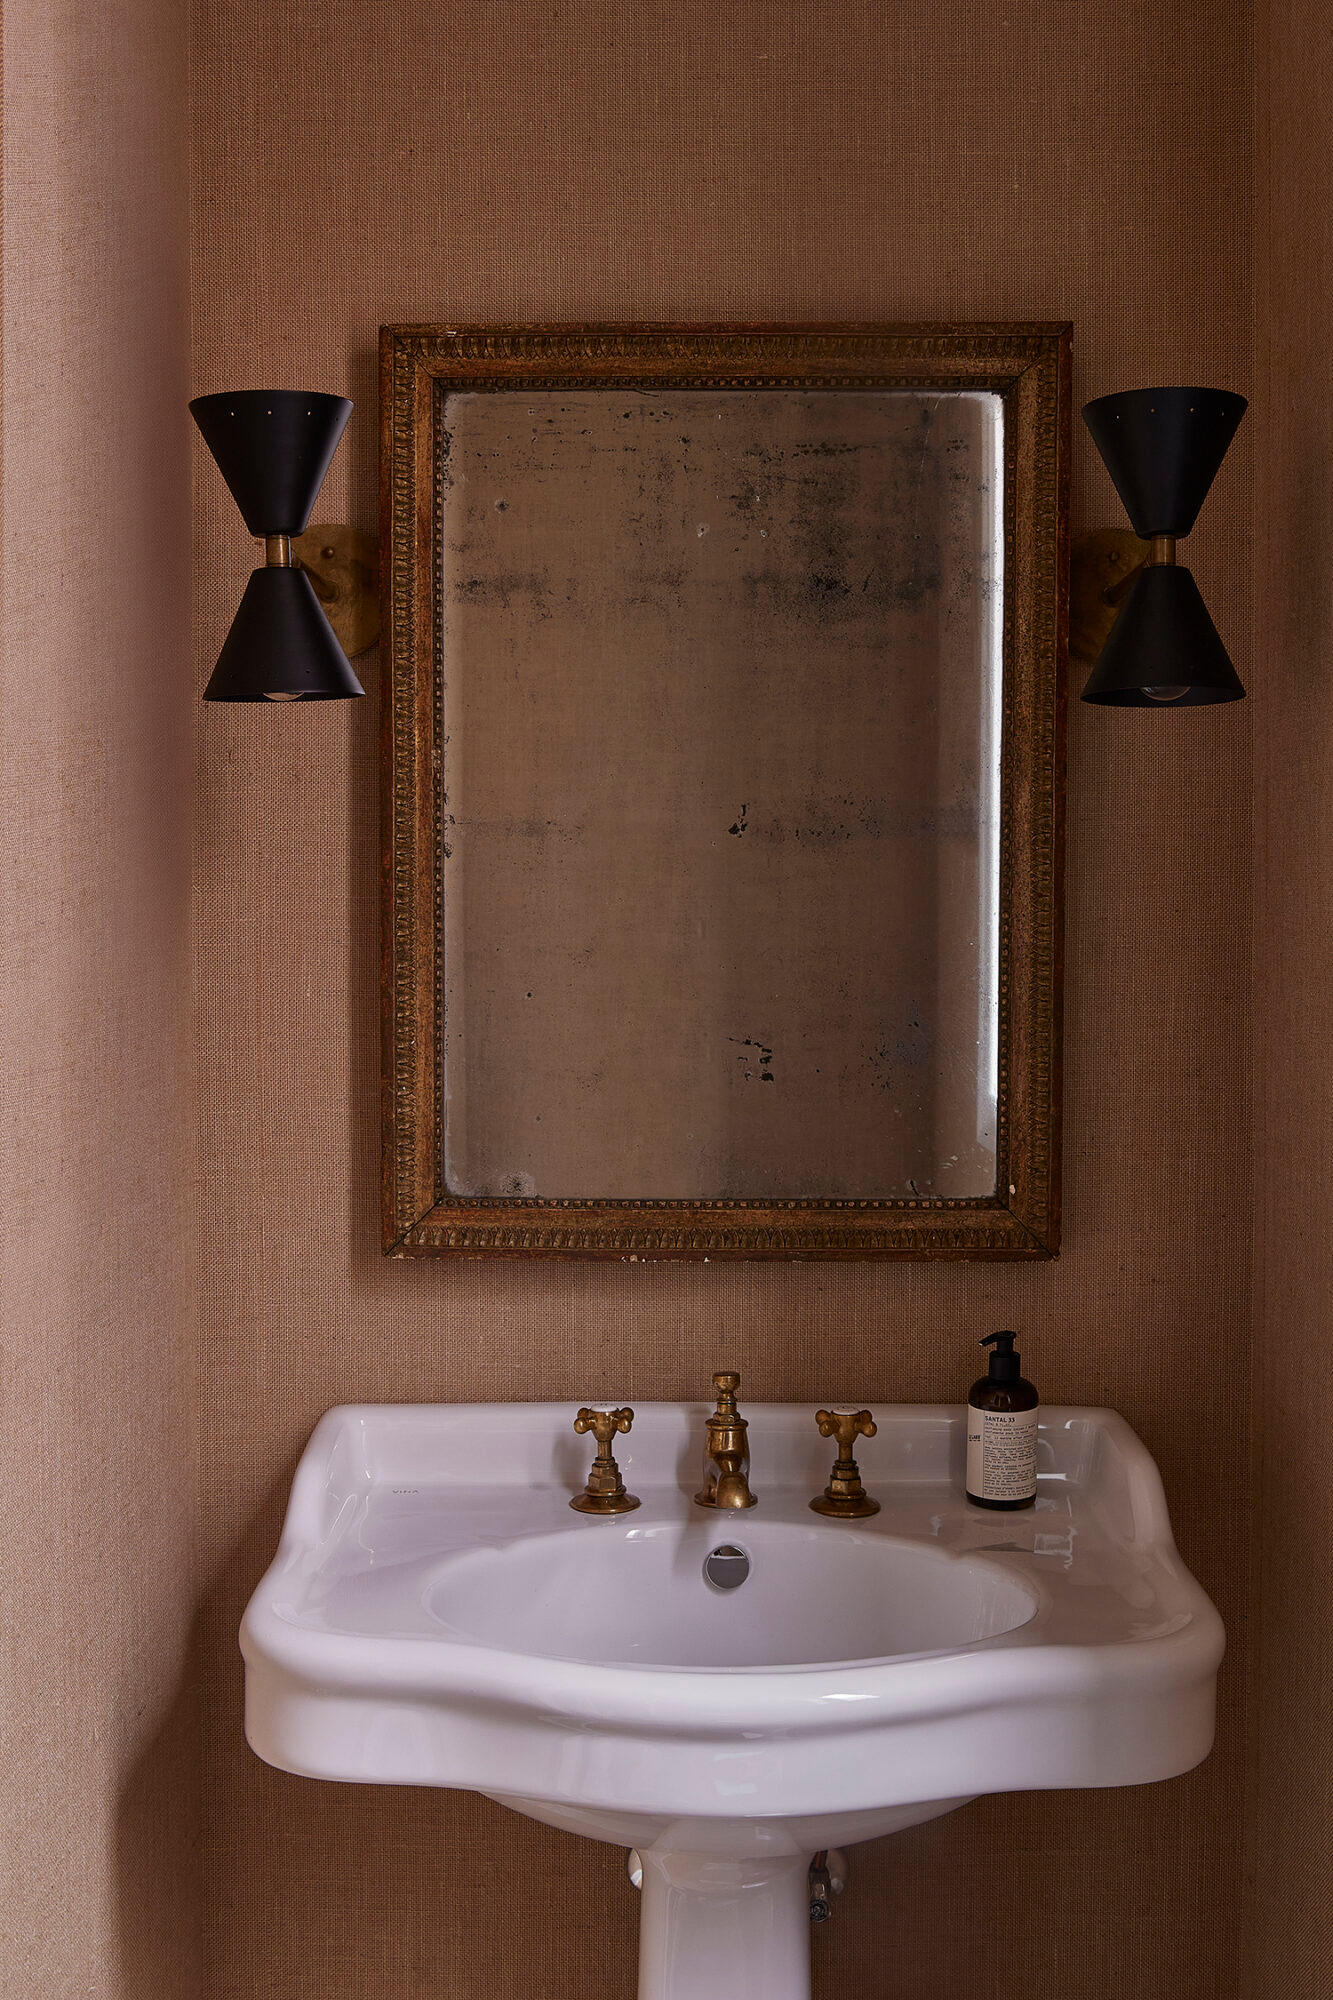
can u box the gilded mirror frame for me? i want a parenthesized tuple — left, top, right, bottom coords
(380, 323, 1069, 1258)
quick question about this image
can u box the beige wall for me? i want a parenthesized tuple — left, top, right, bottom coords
(1251, 2, 1333, 1993)
(0, 2, 199, 1996)
(190, 4, 1253, 1996)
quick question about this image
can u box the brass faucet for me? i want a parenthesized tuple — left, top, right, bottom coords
(694, 1371, 757, 1510)
(810, 1407, 879, 1518)
(570, 1406, 640, 1514)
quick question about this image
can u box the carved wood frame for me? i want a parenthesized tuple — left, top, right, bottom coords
(380, 323, 1069, 1258)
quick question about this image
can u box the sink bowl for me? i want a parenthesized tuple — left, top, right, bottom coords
(427, 1517, 1038, 1667)
(242, 1402, 1223, 2000)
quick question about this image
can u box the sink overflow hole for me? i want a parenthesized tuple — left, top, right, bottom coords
(703, 1544, 750, 1590)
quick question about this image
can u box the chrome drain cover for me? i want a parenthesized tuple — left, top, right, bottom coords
(703, 1543, 750, 1590)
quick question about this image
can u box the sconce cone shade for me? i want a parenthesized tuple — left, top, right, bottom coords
(1082, 387, 1247, 538)
(203, 567, 365, 702)
(190, 390, 352, 535)
(1080, 562, 1245, 707)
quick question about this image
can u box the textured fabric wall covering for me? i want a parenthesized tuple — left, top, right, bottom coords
(0, 2, 199, 1996)
(1251, 2, 1333, 1993)
(190, 4, 1253, 1996)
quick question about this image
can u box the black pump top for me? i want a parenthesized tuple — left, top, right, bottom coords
(980, 1331, 1022, 1383)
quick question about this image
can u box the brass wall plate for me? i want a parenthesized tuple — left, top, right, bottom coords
(1070, 527, 1150, 664)
(292, 522, 380, 657)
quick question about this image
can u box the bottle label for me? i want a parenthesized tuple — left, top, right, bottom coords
(966, 1405, 1039, 1502)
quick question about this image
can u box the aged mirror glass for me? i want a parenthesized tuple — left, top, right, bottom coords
(382, 326, 1068, 1258)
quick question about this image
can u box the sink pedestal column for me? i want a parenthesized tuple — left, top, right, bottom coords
(636, 1847, 812, 2000)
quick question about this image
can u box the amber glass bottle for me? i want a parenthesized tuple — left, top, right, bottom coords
(965, 1331, 1039, 1510)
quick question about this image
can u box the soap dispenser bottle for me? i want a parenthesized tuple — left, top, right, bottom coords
(966, 1331, 1039, 1510)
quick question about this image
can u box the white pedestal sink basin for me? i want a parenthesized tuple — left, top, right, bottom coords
(242, 1402, 1223, 2000)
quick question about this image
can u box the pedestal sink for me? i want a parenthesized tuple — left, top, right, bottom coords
(242, 1402, 1223, 2000)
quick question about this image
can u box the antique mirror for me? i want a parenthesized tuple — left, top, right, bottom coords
(381, 325, 1068, 1257)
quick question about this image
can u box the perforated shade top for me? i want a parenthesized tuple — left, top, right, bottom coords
(190, 389, 352, 536)
(1082, 386, 1246, 540)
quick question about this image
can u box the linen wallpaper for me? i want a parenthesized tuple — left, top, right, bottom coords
(189, 4, 1253, 1997)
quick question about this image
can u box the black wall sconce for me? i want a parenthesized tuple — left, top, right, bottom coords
(1072, 387, 1247, 707)
(191, 390, 377, 702)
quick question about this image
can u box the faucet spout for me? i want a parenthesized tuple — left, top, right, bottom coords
(694, 1371, 758, 1510)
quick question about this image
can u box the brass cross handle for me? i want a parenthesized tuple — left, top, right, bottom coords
(816, 1407, 876, 1451)
(571, 1406, 640, 1515)
(810, 1407, 880, 1518)
(575, 1405, 634, 1446)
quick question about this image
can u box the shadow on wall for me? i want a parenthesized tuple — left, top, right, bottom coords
(115, 1665, 202, 1997)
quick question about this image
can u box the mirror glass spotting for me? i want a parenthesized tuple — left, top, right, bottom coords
(441, 386, 1002, 1200)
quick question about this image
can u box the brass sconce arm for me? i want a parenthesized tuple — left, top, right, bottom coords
(249, 523, 379, 658)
